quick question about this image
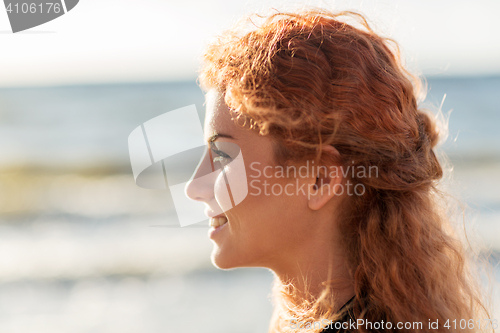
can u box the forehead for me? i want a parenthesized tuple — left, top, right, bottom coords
(204, 89, 235, 140)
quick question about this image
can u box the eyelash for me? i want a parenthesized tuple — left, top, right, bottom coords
(210, 143, 232, 163)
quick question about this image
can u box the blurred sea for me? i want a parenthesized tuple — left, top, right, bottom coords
(0, 77, 499, 332)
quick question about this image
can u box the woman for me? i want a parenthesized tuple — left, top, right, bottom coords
(186, 8, 491, 333)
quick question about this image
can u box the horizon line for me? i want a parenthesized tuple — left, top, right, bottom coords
(1, 73, 500, 90)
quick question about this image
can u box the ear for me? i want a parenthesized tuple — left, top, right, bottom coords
(308, 145, 343, 211)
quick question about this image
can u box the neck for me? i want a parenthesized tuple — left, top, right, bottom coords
(272, 257, 354, 309)
(267, 234, 355, 333)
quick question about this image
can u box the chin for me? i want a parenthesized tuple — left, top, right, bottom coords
(210, 246, 267, 270)
(210, 245, 233, 269)
(211, 253, 238, 270)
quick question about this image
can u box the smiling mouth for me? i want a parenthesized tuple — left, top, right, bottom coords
(209, 215, 228, 228)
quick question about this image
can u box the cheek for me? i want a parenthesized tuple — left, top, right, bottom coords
(240, 174, 306, 232)
(260, 177, 312, 229)
(237, 190, 307, 260)
(213, 171, 232, 213)
(214, 153, 249, 213)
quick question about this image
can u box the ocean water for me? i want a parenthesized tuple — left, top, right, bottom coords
(0, 77, 498, 332)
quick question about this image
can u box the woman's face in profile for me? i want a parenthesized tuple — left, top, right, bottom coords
(186, 89, 324, 272)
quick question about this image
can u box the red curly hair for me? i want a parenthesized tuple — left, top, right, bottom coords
(198, 8, 491, 333)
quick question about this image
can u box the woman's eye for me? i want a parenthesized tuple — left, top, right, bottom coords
(210, 143, 232, 163)
(212, 151, 231, 163)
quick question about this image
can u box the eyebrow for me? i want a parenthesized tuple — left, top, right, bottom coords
(207, 133, 235, 143)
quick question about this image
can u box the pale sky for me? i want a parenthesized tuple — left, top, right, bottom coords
(0, 0, 499, 87)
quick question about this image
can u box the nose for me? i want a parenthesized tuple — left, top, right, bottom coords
(184, 147, 216, 203)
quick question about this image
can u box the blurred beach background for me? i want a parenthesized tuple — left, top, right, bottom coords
(0, 1, 499, 332)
